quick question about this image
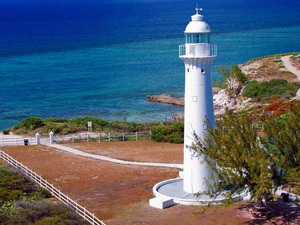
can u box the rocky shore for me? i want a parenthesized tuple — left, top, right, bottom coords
(146, 54, 300, 121)
(146, 94, 184, 106)
(146, 87, 222, 106)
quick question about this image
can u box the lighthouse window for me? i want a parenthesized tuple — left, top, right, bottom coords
(186, 34, 210, 43)
(200, 34, 206, 43)
(201, 69, 204, 73)
(207, 34, 211, 43)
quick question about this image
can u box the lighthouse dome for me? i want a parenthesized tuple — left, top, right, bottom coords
(184, 12, 211, 33)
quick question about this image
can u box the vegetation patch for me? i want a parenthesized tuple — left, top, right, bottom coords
(150, 122, 184, 143)
(10, 116, 164, 136)
(190, 103, 300, 205)
(0, 164, 89, 225)
(243, 79, 299, 99)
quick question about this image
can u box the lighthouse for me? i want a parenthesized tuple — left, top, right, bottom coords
(150, 8, 226, 209)
(179, 8, 217, 193)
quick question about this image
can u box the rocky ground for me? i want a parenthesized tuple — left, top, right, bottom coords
(1, 140, 300, 224)
(210, 53, 300, 114)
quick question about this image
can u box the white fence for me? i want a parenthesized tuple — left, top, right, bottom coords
(0, 136, 37, 146)
(55, 131, 150, 144)
(0, 150, 106, 225)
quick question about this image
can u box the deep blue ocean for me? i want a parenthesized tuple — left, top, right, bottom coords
(0, 0, 299, 130)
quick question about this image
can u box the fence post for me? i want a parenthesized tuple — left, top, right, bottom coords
(122, 132, 125, 141)
(136, 131, 138, 141)
(108, 133, 110, 142)
(49, 131, 54, 144)
(98, 133, 101, 142)
(87, 133, 89, 143)
(36, 133, 40, 145)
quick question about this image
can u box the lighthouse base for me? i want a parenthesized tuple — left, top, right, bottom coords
(150, 178, 247, 209)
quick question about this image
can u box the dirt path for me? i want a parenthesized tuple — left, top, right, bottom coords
(281, 55, 300, 81)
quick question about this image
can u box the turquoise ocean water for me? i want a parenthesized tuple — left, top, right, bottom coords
(0, 0, 299, 130)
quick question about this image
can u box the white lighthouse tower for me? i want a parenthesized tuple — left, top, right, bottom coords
(150, 8, 230, 209)
(179, 7, 217, 193)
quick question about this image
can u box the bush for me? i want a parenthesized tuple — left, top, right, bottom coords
(43, 117, 68, 123)
(14, 117, 44, 131)
(151, 122, 184, 143)
(0, 165, 39, 203)
(108, 120, 144, 132)
(40, 188, 52, 198)
(243, 79, 299, 98)
(10, 116, 163, 136)
(0, 164, 89, 225)
(68, 117, 108, 129)
(1, 201, 89, 225)
(150, 127, 164, 142)
(2, 129, 9, 135)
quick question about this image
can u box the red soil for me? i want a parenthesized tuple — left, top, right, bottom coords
(1, 140, 299, 224)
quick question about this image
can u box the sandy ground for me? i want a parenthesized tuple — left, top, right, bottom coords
(1, 140, 300, 225)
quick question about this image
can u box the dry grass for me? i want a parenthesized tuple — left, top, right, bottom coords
(1, 141, 300, 224)
(243, 55, 299, 83)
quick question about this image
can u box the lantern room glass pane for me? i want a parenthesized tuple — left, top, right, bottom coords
(185, 33, 210, 43)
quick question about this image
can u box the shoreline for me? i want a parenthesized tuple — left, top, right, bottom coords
(147, 53, 300, 116)
(1, 53, 299, 131)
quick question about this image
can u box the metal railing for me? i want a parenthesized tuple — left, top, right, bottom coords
(0, 150, 106, 225)
(179, 44, 217, 58)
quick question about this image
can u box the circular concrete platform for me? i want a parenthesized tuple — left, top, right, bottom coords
(153, 178, 247, 205)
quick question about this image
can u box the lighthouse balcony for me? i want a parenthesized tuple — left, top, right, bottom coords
(179, 44, 217, 58)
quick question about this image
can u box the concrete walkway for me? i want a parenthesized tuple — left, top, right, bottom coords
(47, 144, 183, 169)
(281, 55, 300, 81)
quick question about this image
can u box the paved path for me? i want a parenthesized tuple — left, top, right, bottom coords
(0, 132, 183, 169)
(281, 55, 300, 81)
(48, 144, 183, 169)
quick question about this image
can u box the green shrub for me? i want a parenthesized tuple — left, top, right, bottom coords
(10, 116, 165, 136)
(151, 122, 184, 143)
(0, 165, 38, 203)
(40, 188, 52, 198)
(0, 164, 89, 225)
(68, 117, 108, 129)
(150, 127, 164, 142)
(243, 79, 299, 98)
(108, 120, 144, 132)
(43, 117, 68, 123)
(2, 129, 9, 135)
(14, 117, 43, 131)
(0, 201, 89, 225)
